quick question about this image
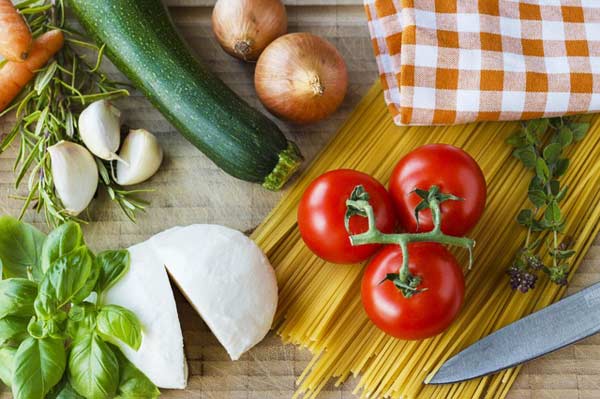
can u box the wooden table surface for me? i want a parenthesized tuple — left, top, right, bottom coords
(1, 1, 599, 398)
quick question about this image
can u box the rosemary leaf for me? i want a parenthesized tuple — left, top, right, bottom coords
(1, 0, 151, 226)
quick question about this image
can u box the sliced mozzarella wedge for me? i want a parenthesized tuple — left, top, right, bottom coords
(104, 241, 188, 389)
(150, 224, 278, 360)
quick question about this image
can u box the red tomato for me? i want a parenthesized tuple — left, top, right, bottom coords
(389, 144, 486, 236)
(361, 243, 465, 339)
(298, 169, 396, 264)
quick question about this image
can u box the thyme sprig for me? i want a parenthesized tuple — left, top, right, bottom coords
(507, 117, 589, 292)
(0, 0, 149, 226)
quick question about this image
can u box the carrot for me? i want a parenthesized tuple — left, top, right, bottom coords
(0, 29, 64, 112)
(0, 0, 33, 61)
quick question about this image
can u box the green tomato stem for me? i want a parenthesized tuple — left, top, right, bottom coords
(346, 194, 475, 291)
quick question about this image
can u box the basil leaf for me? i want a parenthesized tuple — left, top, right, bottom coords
(68, 332, 119, 399)
(113, 345, 160, 398)
(0, 216, 46, 281)
(28, 317, 46, 339)
(68, 303, 97, 326)
(35, 248, 93, 318)
(94, 250, 130, 294)
(0, 346, 16, 387)
(67, 303, 97, 338)
(0, 316, 30, 345)
(96, 305, 142, 351)
(47, 379, 85, 399)
(12, 337, 66, 399)
(46, 319, 67, 340)
(41, 222, 85, 275)
(0, 279, 38, 319)
(55, 384, 86, 399)
(72, 254, 100, 304)
(28, 313, 68, 340)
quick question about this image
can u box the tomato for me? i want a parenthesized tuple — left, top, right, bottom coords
(389, 144, 486, 236)
(298, 169, 396, 264)
(361, 243, 465, 340)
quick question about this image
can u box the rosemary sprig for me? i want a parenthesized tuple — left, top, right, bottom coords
(506, 117, 589, 292)
(0, 0, 149, 226)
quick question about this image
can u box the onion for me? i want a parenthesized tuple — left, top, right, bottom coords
(255, 33, 348, 124)
(211, 0, 287, 62)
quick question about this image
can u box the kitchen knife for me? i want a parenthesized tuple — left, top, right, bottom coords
(427, 281, 600, 385)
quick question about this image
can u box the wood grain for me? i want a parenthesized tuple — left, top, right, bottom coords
(0, 2, 598, 399)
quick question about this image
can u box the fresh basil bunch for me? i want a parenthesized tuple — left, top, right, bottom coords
(0, 216, 159, 399)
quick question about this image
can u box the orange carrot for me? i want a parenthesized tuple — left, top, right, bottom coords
(0, 0, 33, 61)
(0, 29, 64, 112)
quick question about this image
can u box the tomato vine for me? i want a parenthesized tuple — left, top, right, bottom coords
(346, 185, 475, 297)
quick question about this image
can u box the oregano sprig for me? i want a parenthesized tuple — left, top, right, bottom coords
(507, 117, 589, 293)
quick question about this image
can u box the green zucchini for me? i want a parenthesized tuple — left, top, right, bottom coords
(67, 0, 302, 190)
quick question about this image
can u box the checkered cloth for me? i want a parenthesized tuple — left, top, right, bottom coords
(365, 0, 600, 125)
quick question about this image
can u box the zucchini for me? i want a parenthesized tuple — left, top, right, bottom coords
(67, 0, 302, 190)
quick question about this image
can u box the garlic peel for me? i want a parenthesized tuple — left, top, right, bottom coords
(48, 141, 99, 216)
(78, 100, 122, 161)
(116, 129, 163, 186)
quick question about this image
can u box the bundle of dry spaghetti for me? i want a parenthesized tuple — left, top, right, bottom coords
(251, 82, 600, 399)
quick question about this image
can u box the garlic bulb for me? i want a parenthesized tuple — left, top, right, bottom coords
(212, 0, 287, 61)
(78, 100, 122, 161)
(48, 141, 99, 216)
(116, 129, 163, 186)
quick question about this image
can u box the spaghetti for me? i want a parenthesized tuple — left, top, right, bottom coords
(251, 82, 600, 399)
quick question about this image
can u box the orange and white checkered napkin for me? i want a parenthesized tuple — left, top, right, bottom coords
(365, 0, 600, 125)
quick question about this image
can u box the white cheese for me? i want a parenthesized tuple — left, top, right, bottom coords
(149, 224, 278, 360)
(104, 241, 188, 389)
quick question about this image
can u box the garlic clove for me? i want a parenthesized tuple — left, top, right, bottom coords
(116, 129, 163, 186)
(78, 100, 122, 161)
(48, 141, 99, 216)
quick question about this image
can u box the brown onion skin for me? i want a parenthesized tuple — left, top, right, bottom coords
(212, 0, 287, 62)
(254, 33, 348, 124)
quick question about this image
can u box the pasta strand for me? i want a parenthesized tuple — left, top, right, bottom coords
(251, 81, 600, 399)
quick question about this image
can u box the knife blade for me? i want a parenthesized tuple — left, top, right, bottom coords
(427, 281, 600, 385)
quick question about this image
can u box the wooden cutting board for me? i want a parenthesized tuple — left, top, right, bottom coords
(1, 1, 599, 398)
